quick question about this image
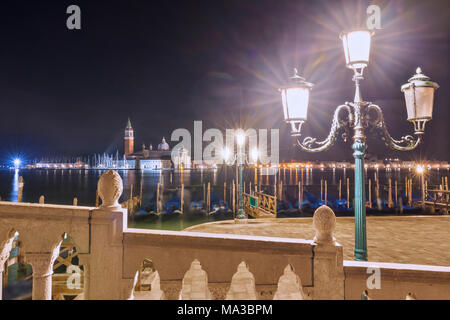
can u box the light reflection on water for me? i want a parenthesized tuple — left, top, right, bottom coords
(0, 167, 447, 230)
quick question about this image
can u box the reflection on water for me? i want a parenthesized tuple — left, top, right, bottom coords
(9, 169, 19, 202)
(0, 167, 448, 230)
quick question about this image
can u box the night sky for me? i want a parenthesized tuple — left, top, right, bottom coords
(0, 0, 448, 164)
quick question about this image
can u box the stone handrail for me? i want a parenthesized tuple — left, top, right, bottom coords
(344, 261, 450, 300)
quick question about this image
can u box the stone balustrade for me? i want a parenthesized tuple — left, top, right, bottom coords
(0, 169, 449, 300)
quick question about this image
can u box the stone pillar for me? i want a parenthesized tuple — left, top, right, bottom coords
(85, 170, 128, 300)
(312, 205, 345, 300)
(77, 255, 90, 300)
(0, 230, 16, 300)
(25, 245, 61, 300)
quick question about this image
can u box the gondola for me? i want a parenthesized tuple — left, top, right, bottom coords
(209, 192, 231, 219)
(159, 195, 181, 219)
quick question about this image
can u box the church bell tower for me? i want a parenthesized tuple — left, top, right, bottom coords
(124, 118, 134, 157)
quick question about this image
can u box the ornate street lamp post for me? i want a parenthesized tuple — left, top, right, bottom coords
(236, 130, 246, 220)
(222, 130, 257, 222)
(279, 29, 439, 261)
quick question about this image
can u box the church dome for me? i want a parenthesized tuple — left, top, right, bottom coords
(158, 137, 170, 151)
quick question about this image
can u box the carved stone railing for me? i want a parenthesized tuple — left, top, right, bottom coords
(1, 170, 448, 300)
(122, 228, 344, 300)
(0, 202, 91, 300)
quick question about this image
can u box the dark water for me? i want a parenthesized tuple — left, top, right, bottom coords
(0, 167, 447, 230)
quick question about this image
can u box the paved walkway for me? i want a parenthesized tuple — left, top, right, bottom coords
(185, 215, 450, 266)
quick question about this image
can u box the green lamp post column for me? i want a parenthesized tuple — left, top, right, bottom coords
(236, 139, 246, 220)
(352, 76, 368, 261)
(352, 141, 368, 260)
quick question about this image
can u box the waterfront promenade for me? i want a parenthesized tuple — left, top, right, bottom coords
(185, 215, 450, 266)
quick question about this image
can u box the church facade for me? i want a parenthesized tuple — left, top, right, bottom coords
(123, 119, 173, 170)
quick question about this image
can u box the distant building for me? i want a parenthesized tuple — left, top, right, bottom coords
(157, 137, 170, 151)
(35, 162, 88, 169)
(172, 147, 191, 169)
(124, 118, 134, 157)
(123, 118, 175, 170)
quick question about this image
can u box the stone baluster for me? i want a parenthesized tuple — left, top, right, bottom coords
(273, 264, 306, 300)
(25, 244, 61, 300)
(312, 205, 345, 299)
(226, 261, 256, 300)
(179, 259, 211, 300)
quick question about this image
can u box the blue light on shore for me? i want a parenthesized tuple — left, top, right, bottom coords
(13, 158, 21, 168)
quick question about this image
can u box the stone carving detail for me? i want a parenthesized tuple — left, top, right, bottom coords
(0, 230, 16, 273)
(313, 205, 336, 245)
(98, 170, 123, 209)
(209, 283, 230, 300)
(160, 281, 182, 300)
(179, 259, 211, 300)
(226, 261, 256, 300)
(133, 266, 165, 300)
(273, 264, 306, 300)
(406, 292, 416, 300)
(255, 285, 276, 300)
(25, 245, 61, 278)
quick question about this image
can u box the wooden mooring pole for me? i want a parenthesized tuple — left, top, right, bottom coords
(139, 175, 143, 206)
(388, 178, 393, 208)
(405, 177, 408, 199)
(408, 179, 412, 206)
(346, 178, 350, 209)
(395, 180, 398, 205)
(280, 181, 283, 200)
(224, 182, 226, 204)
(320, 179, 323, 201)
(339, 179, 342, 201)
(156, 183, 160, 213)
(207, 182, 210, 212)
(232, 180, 236, 214)
(181, 183, 184, 214)
(18, 176, 24, 203)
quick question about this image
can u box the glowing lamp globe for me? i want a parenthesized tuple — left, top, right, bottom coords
(279, 69, 314, 136)
(250, 147, 259, 164)
(340, 30, 373, 70)
(236, 130, 245, 146)
(401, 67, 439, 133)
(222, 147, 231, 162)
